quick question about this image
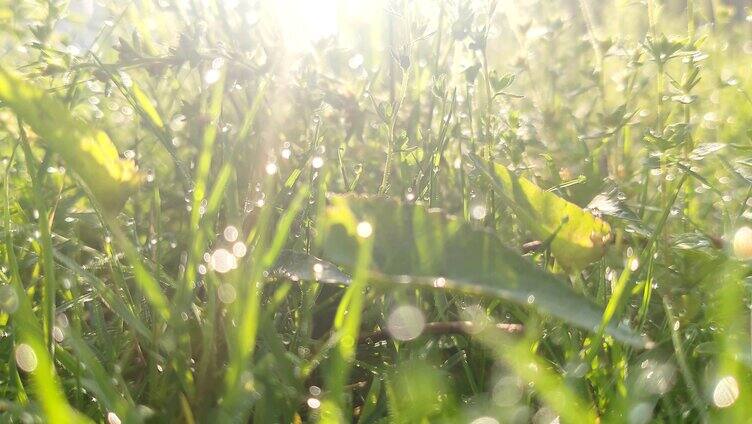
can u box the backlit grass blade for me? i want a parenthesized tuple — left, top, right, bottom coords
(19, 136, 57, 355)
(132, 83, 164, 129)
(4, 160, 90, 423)
(217, 184, 309, 421)
(320, 212, 373, 422)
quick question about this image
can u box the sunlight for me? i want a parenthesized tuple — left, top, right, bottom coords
(270, 0, 339, 49)
(260, 0, 386, 52)
(6, 0, 752, 420)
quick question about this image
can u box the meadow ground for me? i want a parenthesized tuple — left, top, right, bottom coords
(1, 0, 752, 422)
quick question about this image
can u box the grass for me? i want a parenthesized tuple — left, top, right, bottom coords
(1, 0, 751, 422)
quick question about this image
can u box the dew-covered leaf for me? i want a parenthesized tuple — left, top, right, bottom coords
(470, 154, 612, 271)
(315, 194, 648, 348)
(671, 232, 716, 250)
(0, 66, 141, 211)
(689, 142, 724, 161)
(271, 250, 352, 285)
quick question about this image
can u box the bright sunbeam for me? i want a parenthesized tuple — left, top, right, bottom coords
(270, 0, 341, 50)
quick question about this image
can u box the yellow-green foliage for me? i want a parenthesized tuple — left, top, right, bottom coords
(484, 159, 612, 271)
(0, 67, 140, 211)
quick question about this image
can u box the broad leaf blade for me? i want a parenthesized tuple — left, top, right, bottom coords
(470, 154, 611, 271)
(316, 195, 647, 348)
(0, 67, 141, 211)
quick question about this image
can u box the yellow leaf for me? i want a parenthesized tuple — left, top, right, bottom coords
(0, 66, 141, 211)
(471, 155, 611, 271)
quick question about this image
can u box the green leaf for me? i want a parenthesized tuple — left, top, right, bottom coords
(0, 66, 141, 211)
(469, 154, 611, 271)
(315, 195, 647, 348)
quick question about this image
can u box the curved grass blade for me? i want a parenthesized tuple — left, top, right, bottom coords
(0, 66, 141, 211)
(315, 194, 648, 348)
(469, 153, 611, 271)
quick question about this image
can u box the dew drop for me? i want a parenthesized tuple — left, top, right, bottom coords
(232, 242, 247, 258)
(356, 221, 373, 238)
(15, 344, 37, 373)
(733, 226, 752, 260)
(223, 226, 239, 243)
(210, 249, 237, 273)
(106, 412, 122, 424)
(470, 204, 487, 221)
(713, 375, 740, 408)
(471, 416, 500, 424)
(52, 326, 65, 343)
(629, 257, 639, 272)
(265, 162, 278, 175)
(217, 283, 237, 304)
(204, 69, 221, 85)
(0, 285, 19, 314)
(170, 114, 187, 131)
(307, 397, 321, 409)
(387, 305, 425, 341)
(312, 263, 324, 280)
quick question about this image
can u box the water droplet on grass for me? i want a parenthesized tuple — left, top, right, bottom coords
(471, 417, 499, 424)
(265, 162, 278, 175)
(223, 226, 239, 242)
(629, 257, 640, 271)
(387, 305, 425, 341)
(232, 242, 247, 258)
(204, 69, 221, 85)
(356, 221, 373, 238)
(210, 249, 237, 273)
(0, 285, 18, 314)
(470, 203, 487, 221)
(348, 54, 364, 69)
(733, 226, 752, 260)
(306, 397, 321, 409)
(106, 412, 121, 424)
(52, 326, 65, 343)
(713, 375, 739, 408)
(15, 344, 37, 373)
(217, 283, 237, 304)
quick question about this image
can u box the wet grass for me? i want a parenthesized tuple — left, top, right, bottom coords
(1, 0, 752, 422)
